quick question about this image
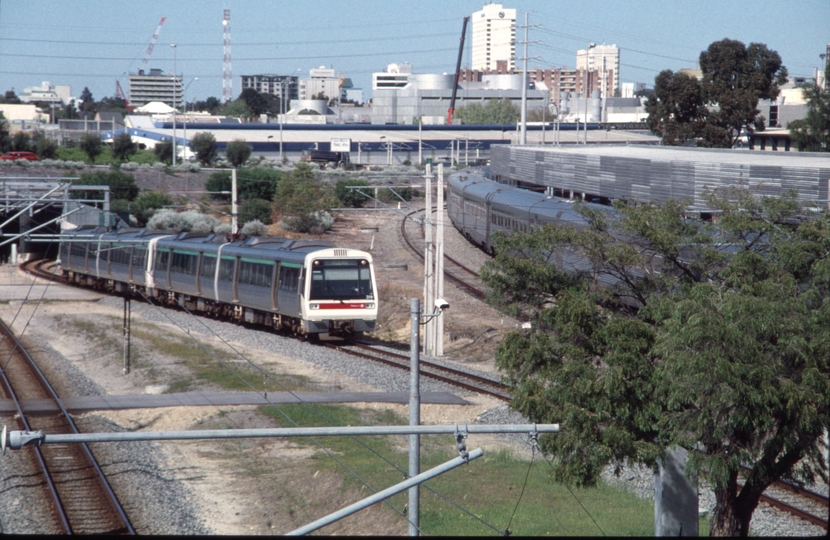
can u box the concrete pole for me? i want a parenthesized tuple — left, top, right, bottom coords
(171, 44, 177, 167)
(423, 167, 434, 356)
(436, 166, 445, 357)
(408, 298, 421, 536)
(231, 168, 238, 234)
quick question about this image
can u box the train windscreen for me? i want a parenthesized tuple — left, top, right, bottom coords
(309, 259, 374, 300)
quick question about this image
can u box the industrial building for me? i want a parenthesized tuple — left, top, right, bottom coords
(490, 144, 830, 213)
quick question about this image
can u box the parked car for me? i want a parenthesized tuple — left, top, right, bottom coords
(0, 151, 38, 161)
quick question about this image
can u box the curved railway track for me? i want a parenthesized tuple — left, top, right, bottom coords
(400, 208, 486, 299)
(0, 315, 134, 535)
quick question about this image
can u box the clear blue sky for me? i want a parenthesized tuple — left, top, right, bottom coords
(0, 0, 827, 104)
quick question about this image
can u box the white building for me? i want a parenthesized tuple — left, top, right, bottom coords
(128, 69, 183, 108)
(18, 82, 73, 106)
(471, 3, 516, 72)
(372, 62, 413, 90)
(576, 43, 620, 96)
(299, 66, 343, 102)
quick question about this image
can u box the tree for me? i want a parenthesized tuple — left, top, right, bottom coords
(645, 70, 708, 145)
(205, 167, 284, 203)
(112, 132, 137, 162)
(225, 139, 252, 168)
(272, 162, 338, 232)
(480, 190, 829, 537)
(154, 140, 173, 165)
(788, 64, 830, 152)
(697, 39, 787, 148)
(35, 136, 58, 159)
(335, 179, 371, 208)
(97, 95, 128, 114)
(11, 132, 31, 152)
(0, 112, 10, 153)
(219, 99, 252, 119)
(79, 87, 96, 114)
(131, 191, 174, 225)
(72, 170, 139, 202)
(193, 96, 222, 115)
(1, 90, 21, 104)
(190, 132, 218, 166)
(79, 132, 103, 162)
(238, 88, 269, 118)
(454, 98, 520, 124)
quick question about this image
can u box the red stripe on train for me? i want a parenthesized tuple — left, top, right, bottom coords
(319, 303, 368, 309)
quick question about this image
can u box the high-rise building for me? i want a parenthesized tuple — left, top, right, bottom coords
(128, 69, 182, 108)
(240, 74, 299, 106)
(576, 43, 620, 96)
(471, 3, 516, 72)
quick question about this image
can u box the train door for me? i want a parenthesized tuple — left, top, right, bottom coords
(271, 262, 280, 310)
(277, 262, 302, 316)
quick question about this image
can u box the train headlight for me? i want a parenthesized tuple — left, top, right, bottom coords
(365, 303, 375, 309)
(309, 303, 319, 309)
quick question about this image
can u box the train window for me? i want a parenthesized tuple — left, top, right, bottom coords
(155, 250, 170, 271)
(110, 245, 131, 266)
(70, 242, 87, 258)
(132, 246, 146, 267)
(171, 250, 198, 275)
(218, 257, 236, 281)
(239, 259, 272, 288)
(278, 265, 300, 293)
(201, 254, 217, 278)
(309, 259, 374, 300)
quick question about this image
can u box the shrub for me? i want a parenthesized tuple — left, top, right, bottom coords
(240, 219, 268, 236)
(147, 209, 221, 233)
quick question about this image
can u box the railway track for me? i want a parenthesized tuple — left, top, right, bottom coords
(400, 208, 486, 299)
(323, 341, 511, 401)
(738, 466, 829, 531)
(0, 315, 134, 534)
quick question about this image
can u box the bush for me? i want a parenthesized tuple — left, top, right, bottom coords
(80, 133, 103, 162)
(72, 170, 139, 201)
(132, 191, 174, 226)
(225, 139, 252, 167)
(280, 210, 334, 234)
(147, 209, 221, 233)
(190, 132, 218, 166)
(239, 198, 273, 225)
(335, 179, 371, 208)
(240, 219, 268, 236)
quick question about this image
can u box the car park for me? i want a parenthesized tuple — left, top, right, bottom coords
(0, 151, 38, 161)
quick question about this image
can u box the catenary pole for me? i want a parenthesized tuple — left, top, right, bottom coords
(409, 298, 421, 536)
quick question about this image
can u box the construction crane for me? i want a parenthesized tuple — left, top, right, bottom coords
(142, 16, 167, 66)
(447, 16, 470, 125)
(115, 80, 134, 111)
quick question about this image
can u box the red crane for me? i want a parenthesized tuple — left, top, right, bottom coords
(447, 16, 470, 125)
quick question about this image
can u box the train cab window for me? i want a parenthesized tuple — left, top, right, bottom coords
(309, 259, 374, 300)
(239, 260, 272, 287)
(155, 250, 170, 271)
(201, 254, 217, 278)
(278, 265, 300, 293)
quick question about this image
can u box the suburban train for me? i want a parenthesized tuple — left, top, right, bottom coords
(446, 170, 655, 292)
(58, 226, 378, 339)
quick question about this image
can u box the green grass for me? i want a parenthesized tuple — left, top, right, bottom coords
(258, 403, 703, 536)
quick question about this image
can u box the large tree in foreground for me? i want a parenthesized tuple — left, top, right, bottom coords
(646, 70, 708, 145)
(480, 190, 829, 536)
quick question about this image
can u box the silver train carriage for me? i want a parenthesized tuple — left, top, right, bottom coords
(59, 226, 378, 338)
(447, 171, 658, 293)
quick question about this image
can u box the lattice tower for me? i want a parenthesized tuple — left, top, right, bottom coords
(222, 9, 233, 103)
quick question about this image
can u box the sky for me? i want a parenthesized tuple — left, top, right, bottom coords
(0, 0, 827, 104)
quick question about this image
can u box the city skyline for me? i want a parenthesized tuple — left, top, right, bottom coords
(0, 0, 827, 105)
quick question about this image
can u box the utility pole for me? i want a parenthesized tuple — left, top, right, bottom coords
(435, 166, 445, 357)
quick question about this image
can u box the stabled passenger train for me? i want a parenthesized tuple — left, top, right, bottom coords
(59, 226, 377, 338)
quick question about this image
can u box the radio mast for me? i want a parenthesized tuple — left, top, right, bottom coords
(222, 9, 233, 103)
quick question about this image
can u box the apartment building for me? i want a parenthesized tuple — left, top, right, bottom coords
(471, 3, 516, 72)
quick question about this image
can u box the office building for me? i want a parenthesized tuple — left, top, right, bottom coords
(576, 43, 620, 96)
(240, 74, 299, 106)
(471, 3, 516, 72)
(128, 69, 182, 108)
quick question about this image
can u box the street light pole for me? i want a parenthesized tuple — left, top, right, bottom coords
(182, 77, 198, 161)
(171, 43, 177, 167)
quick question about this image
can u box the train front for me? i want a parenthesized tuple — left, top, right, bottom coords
(302, 249, 378, 338)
